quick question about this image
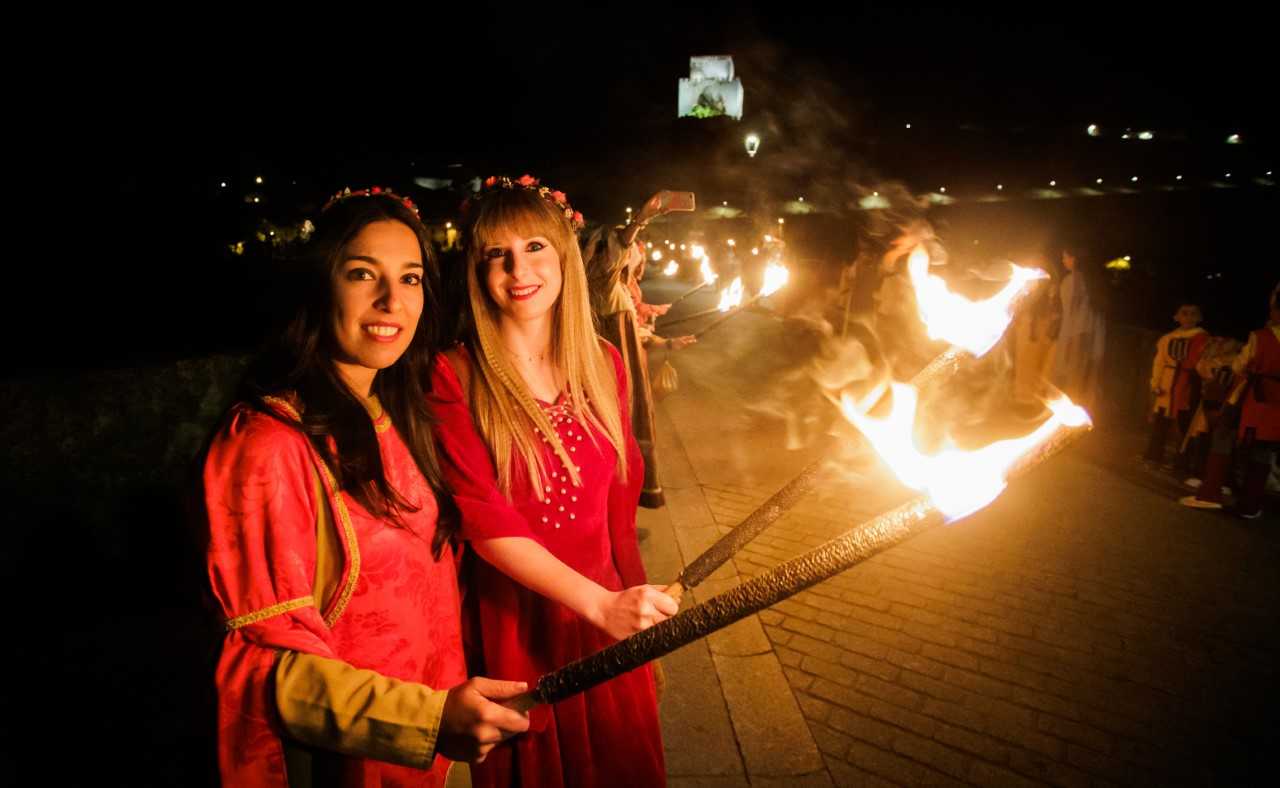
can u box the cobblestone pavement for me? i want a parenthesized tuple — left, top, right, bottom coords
(646, 280, 1280, 787)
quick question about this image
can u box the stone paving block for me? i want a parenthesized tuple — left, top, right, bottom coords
(823, 706, 897, 750)
(855, 673, 926, 712)
(1009, 684, 1079, 721)
(899, 669, 967, 705)
(809, 722, 853, 759)
(749, 773, 836, 788)
(922, 696, 988, 732)
(967, 759, 1049, 788)
(659, 640, 747, 779)
(844, 741, 968, 788)
(713, 653, 824, 777)
(890, 731, 973, 782)
(934, 720, 1011, 765)
(668, 778, 751, 788)
(1036, 714, 1112, 754)
(775, 644, 802, 668)
(800, 654, 859, 687)
(787, 633, 845, 663)
(945, 666, 1016, 701)
(783, 666, 816, 691)
(707, 612, 772, 658)
(823, 756, 899, 788)
(837, 649, 899, 683)
(762, 625, 793, 647)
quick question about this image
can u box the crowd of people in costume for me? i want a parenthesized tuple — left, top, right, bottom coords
(1009, 246, 1279, 520)
(1146, 284, 1280, 519)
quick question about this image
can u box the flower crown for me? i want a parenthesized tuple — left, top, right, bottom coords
(460, 174, 585, 231)
(322, 186, 420, 218)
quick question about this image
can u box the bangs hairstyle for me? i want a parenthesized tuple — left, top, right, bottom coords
(461, 188, 626, 497)
(243, 193, 458, 557)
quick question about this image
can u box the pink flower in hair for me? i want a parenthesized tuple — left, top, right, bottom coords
(371, 186, 382, 194)
(516, 174, 538, 187)
(484, 176, 497, 188)
(572, 211, 584, 226)
(551, 190, 567, 204)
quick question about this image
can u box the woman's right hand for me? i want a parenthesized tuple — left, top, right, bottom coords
(592, 585, 679, 640)
(437, 677, 532, 763)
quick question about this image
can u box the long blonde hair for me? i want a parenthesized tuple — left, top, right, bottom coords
(461, 188, 627, 497)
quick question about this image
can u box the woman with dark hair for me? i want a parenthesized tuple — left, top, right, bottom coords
(200, 188, 529, 787)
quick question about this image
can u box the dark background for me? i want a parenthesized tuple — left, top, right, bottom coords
(17, 2, 1276, 375)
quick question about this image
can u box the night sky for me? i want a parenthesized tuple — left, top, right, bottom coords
(28, 3, 1276, 374)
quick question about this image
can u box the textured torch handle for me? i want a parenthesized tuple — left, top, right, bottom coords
(526, 418, 1089, 707)
(675, 459, 825, 591)
(533, 495, 942, 706)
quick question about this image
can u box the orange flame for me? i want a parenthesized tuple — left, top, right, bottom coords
(760, 262, 790, 297)
(841, 384, 1090, 520)
(906, 246, 1047, 357)
(717, 277, 745, 312)
(700, 258, 719, 286)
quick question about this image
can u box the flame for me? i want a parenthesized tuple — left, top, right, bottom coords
(906, 246, 1046, 357)
(841, 385, 1091, 521)
(663, 261, 679, 277)
(760, 262, 790, 296)
(717, 277, 745, 311)
(700, 258, 719, 286)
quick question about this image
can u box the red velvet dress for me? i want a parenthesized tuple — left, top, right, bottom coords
(428, 345, 665, 788)
(203, 397, 467, 787)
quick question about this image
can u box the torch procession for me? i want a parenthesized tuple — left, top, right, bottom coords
(62, 22, 1279, 785)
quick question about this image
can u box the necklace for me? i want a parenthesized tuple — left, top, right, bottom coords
(505, 346, 549, 366)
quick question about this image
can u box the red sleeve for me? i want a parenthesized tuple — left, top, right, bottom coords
(602, 341, 648, 587)
(202, 406, 339, 786)
(427, 352, 546, 545)
(1188, 332, 1210, 367)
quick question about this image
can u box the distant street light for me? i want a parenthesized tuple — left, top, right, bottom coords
(744, 133, 760, 158)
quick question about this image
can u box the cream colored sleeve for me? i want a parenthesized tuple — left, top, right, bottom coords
(1232, 333, 1258, 376)
(275, 651, 450, 769)
(1151, 334, 1169, 390)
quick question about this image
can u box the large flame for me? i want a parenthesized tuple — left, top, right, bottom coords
(841, 385, 1091, 521)
(906, 246, 1046, 357)
(717, 277, 745, 312)
(700, 258, 719, 286)
(663, 261, 679, 277)
(760, 262, 790, 297)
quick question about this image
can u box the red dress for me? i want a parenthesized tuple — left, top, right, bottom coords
(203, 397, 467, 787)
(428, 344, 665, 788)
(1239, 327, 1280, 442)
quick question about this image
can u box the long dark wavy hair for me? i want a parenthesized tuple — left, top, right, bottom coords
(243, 193, 458, 557)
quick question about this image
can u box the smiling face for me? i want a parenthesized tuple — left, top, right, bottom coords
(482, 231, 564, 325)
(330, 220, 425, 394)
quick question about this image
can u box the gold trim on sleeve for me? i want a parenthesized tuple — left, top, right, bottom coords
(315, 460, 362, 629)
(263, 395, 303, 423)
(226, 596, 315, 630)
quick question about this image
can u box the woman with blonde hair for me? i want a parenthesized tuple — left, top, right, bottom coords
(429, 175, 673, 787)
